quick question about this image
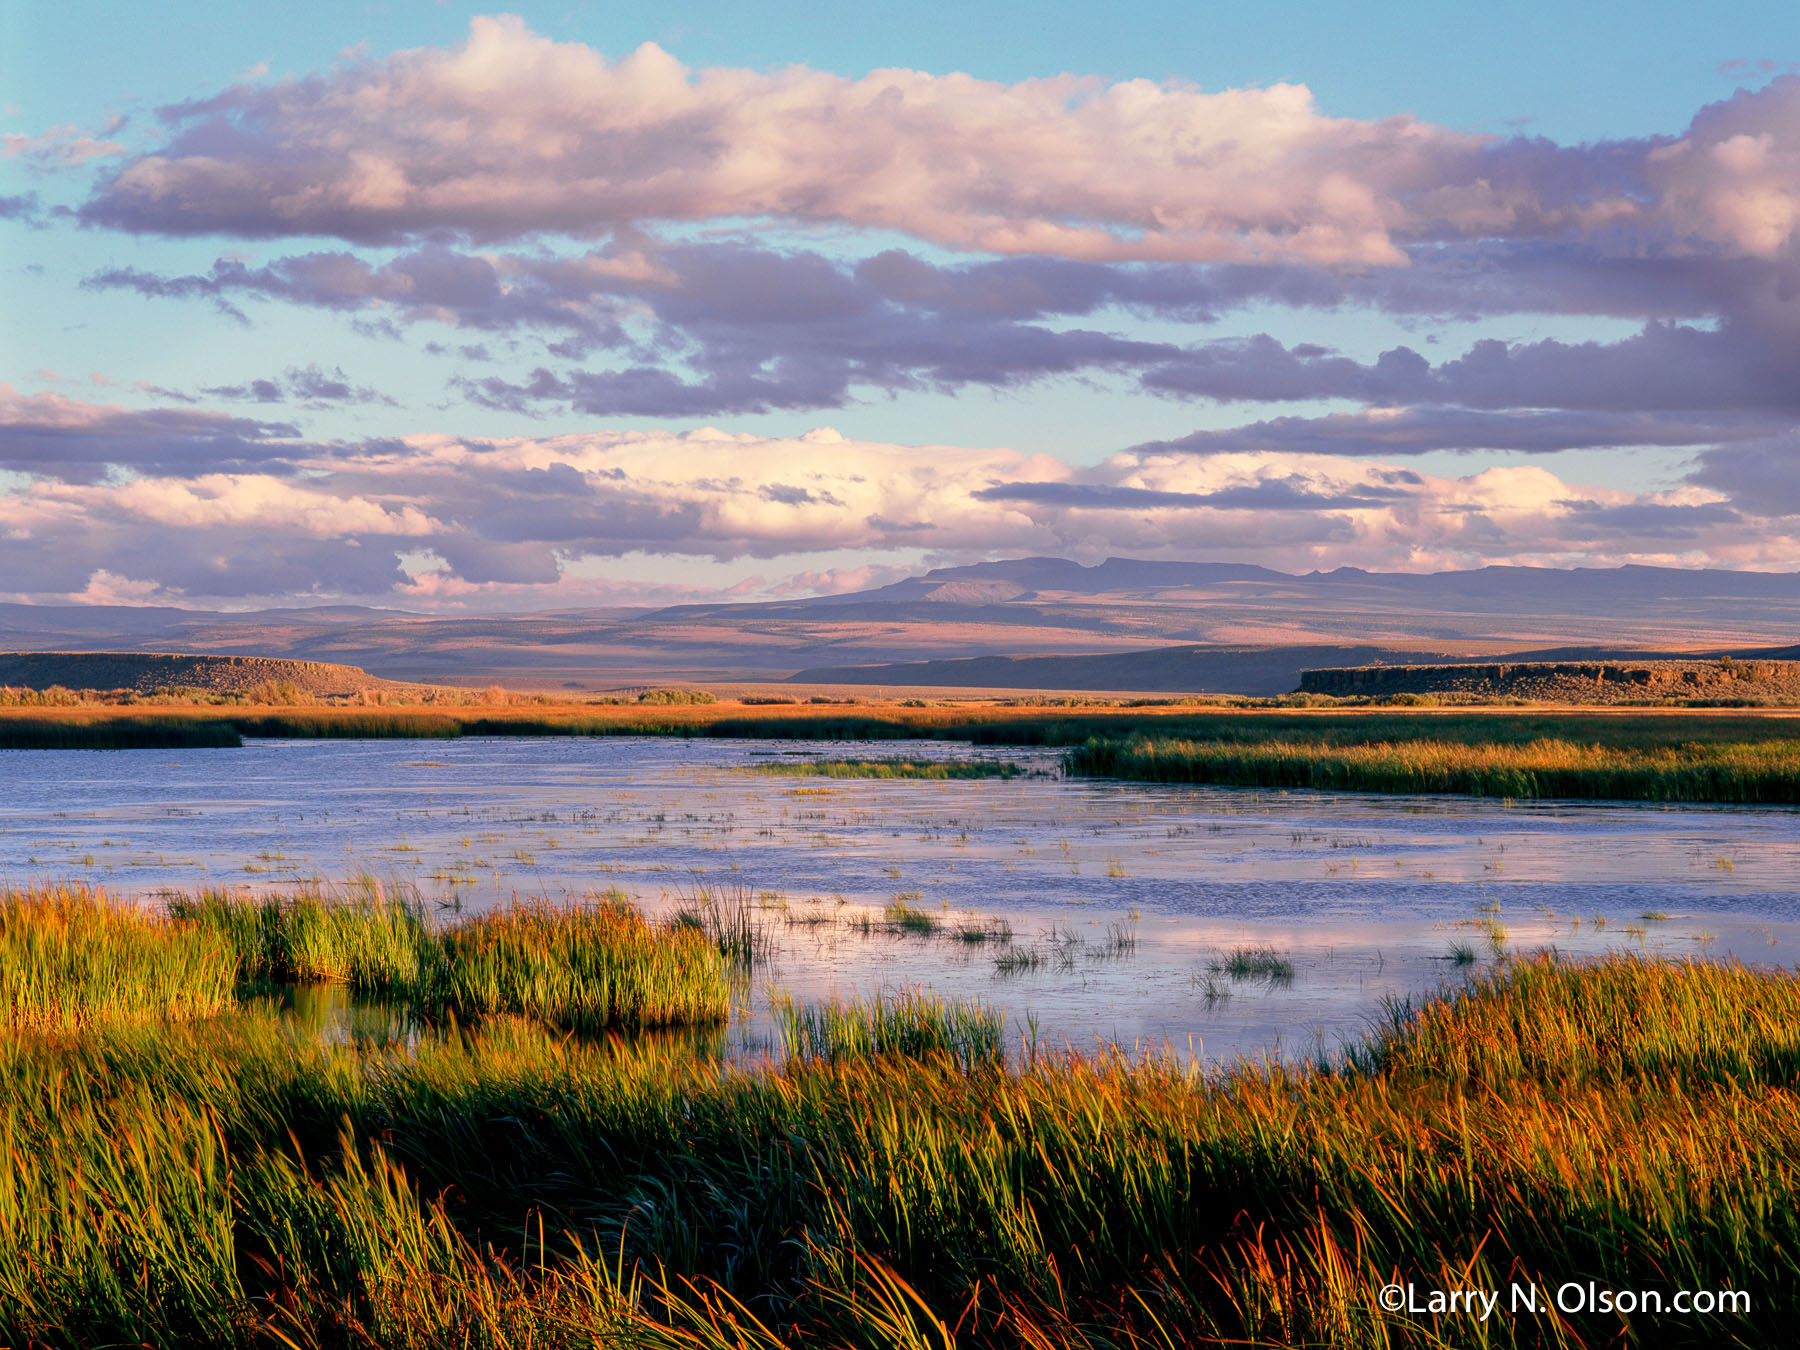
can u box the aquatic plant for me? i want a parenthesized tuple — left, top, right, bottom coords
(0, 886, 234, 1031)
(0, 954, 1795, 1345)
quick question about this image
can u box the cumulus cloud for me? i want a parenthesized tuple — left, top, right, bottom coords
(65, 18, 1800, 269)
(7, 401, 1798, 605)
(0, 383, 301, 483)
(1133, 407, 1785, 457)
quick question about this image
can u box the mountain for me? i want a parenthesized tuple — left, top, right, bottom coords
(3, 559, 1797, 691)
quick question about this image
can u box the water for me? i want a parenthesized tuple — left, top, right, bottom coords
(4, 736, 1797, 1064)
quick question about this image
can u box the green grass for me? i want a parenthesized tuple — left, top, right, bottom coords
(24, 884, 728, 1036)
(0, 885, 235, 1032)
(1, 952, 1796, 1346)
(1210, 944, 1295, 983)
(168, 883, 435, 992)
(434, 898, 728, 1032)
(1069, 729, 1800, 802)
(754, 756, 1027, 779)
(777, 988, 1007, 1072)
(883, 896, 940, 935)
(9, 703, 1800, 805)
(0, 716, 242, 748)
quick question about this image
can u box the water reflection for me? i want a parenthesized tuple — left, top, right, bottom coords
(4, 735, 1797, 1064)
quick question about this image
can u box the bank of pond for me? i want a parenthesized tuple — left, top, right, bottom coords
(2, 884, 1794, 1348)
(5, 705, 1800, 803)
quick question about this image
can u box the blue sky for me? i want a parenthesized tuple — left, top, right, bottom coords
(3, 3, 1798, 607)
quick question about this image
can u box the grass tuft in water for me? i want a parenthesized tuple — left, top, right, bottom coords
(1210, 945, 1296, 984)
(777, 989, 1005, 1072)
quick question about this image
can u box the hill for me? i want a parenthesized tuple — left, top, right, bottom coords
(0, 652, 422, 699)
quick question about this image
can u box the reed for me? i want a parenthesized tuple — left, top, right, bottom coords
(167, 884, 436, 993)
(1069, 731, 1800, 801)
(433, 899, 729, 1031)
(3, 902, 1796, 1346)
(753, 757, 1025, 779)
(0, 716, 242, 749)
(777, 989, 1006, 1072)
(0, 885, 235, 1032)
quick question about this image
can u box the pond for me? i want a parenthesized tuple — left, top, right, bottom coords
(5, 735, 1797, 1064)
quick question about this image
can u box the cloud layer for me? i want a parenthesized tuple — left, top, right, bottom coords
(4, 393, 1794, 607)
(77, 16, 1800, 265)
(8, 16, 1800, 605)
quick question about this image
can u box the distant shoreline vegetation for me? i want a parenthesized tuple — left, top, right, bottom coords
(1066, 732, 1800, 804)
(751, 756, 1034, 779)
(3, 702, 1799, 803)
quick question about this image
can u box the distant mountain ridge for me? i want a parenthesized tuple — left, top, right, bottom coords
(4, 558, 1797, 689)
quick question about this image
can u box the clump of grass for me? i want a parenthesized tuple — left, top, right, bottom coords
(993, 947, 1045, 974)
(778, 989, 1005, 1071)
(1358, 951, 1800, 1086)
(954, 916, 1013, 944)
(1, 886, 235, 1031)
(434, 900, 728, 1032)
(1210, 945, 1295, 984)
(1446, 941, 1478, 966)
(754, 757, 1024, 779)
(669, 884, 765, 966)
(1099, 919, 1138, 956)
(167, 885, 434, 993)
(884, 896, 939, 936)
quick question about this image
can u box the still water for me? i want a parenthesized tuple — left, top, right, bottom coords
(4, 736, 1797, 1063)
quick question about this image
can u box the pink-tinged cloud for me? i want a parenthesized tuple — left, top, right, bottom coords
(0, 382, 301, 482)
(6, 397, 1798, 605)
(79, 14, 1490, 262)
(71, 19, 1800, 264)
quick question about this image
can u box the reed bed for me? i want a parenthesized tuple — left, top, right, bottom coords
(753, 757, 1026, 779)
(168, 885, 436, 993)
(13, 885, 727, 1036)
(1069, 731, 1800, 801)
(1, 951, 1792, 1346)
(777, 989, 1006, 1072)
(433, 899, 729, 1032)
(0, 885, 235, 1032)
(0, 716, 242, 749)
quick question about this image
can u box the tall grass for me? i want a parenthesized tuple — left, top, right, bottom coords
(0, 886, 235, 1032)
(434, 899, 729, 1031)
(754, 757, 1026, 779)
(0, 716, 242, 749)
(1, 953, 1796, 1345)
(168, 884, 435, 992)
(1070, 731, 1800, 801)
(777, 990, 1006, 1072)
(15, 884, 730, 1035)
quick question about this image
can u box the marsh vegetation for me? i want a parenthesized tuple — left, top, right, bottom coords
(1, 884, 1789, 1348)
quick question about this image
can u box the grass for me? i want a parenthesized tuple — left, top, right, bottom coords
(20, 884, 728, 1035)
(883, 896, 940, 936)
(670, 884, 767, 967)
(753, 757, 1028, 779)
(0, 716, 243, 749)
(0, 885, 235, 1032)
(8, 700, 1800, 804)
(1069, 728, 1800, 802)
(434, 899, 728, 1032)
(776, 988, 1007, 1072)
(0, 951, 1795, 1346)
(168, 882, 436, 992)
(1210, 944, 1296, 983)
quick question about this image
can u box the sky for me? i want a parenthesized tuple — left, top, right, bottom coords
(3, 1, 1799, 610)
